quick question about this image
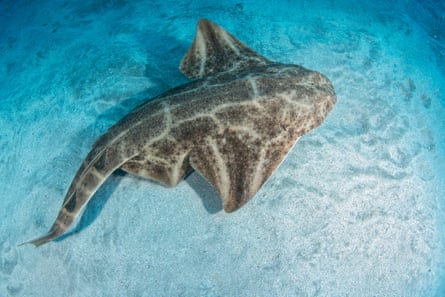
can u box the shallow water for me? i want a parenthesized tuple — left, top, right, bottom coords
(1, 0, 444, 296)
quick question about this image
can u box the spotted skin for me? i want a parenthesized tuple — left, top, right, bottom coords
(23, 19, 336, 247)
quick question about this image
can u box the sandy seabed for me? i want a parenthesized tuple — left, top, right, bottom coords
(1, 0, 444, 296)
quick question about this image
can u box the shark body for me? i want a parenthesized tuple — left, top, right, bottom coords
(25, 19, 336, 246)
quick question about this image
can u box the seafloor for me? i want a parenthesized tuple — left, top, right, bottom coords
(1, 0, 444, 296)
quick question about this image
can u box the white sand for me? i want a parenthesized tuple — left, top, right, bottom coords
(0, 0, 444, 296)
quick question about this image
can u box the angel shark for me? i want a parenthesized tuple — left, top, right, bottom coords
(24, 19, 336, 246)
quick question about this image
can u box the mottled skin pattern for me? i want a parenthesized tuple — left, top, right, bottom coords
(24, 19, 336, 246)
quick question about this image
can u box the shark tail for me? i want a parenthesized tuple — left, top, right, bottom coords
(19, 230, 59, 247)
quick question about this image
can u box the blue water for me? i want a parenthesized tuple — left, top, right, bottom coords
(1, 0, 444, 296)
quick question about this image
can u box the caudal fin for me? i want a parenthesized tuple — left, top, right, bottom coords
(19, 231, 59, 247)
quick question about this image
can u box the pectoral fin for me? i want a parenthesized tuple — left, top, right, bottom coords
(189, 128, 297, 212)
(180, 19, 270, 79)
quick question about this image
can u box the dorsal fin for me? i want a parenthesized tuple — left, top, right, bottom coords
(180, 19, 271, 79)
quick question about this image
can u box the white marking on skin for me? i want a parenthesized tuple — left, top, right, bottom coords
(90, 167, 104, 179)
(77, 101, 175, 183)
(162, 102, 172, 131)
(62, 193, 75, 208)
(80, 186, 93, 197)
(170, 151, 189, 186)
(141, 154, 168, 165)
(208, 114, 223, 129)
(231, 61, 242, 72)
(173, 114, 223, 132)
(63, 199, 90, 234)
(170, 165, 179, 187)
(208, 138, 230, 200)
(230, 126, 261, 139)
(221, 30, 240, 55)
(248, 77, 259, 98)
(55, 221, 70, 233)
(250, 146, 267, 195)
(211, 101, 251, 116)
(195, 28, 207, 77)
(61, 208, 75, 217)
